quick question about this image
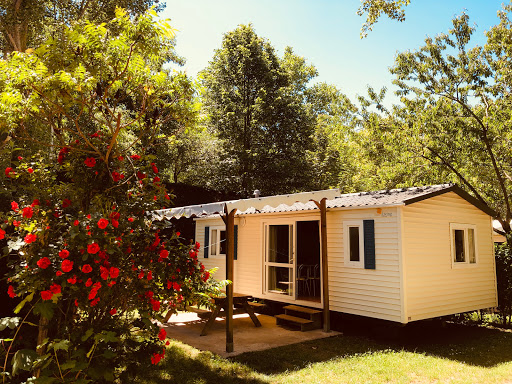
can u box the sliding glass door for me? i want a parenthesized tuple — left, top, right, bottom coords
(264, 224, 295, 297)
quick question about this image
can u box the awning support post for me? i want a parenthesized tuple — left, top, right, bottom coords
(222, 205, 237, 352)
(314, 198, 330, 332)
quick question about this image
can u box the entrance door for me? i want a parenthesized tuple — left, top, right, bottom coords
(264, 224, 295, 297)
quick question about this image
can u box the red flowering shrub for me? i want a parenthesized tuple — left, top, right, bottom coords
(0, 9, 219, 383)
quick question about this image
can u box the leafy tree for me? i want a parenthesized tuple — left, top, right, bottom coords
(0, 0, 165, 54)
(362, 6, 512, 242)
(201, 25, 318, 196)
(358, 0, 412, 37)
(0, 9, 218, 381)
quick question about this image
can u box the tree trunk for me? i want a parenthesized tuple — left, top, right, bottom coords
(2, 0, 29, 53)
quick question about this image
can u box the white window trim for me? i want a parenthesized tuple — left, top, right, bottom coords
(208, 226, 226, 258)
(450, 223, 478, 268)
(344, 220, 364, 268)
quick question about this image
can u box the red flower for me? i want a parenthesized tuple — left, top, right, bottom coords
(158, 328, 167, 340)
(41, 290, 53, 300)
(84, 157, 96, 167)
(27, 167, 33, 174)
(22, 206, 33, 218)
(0, 228, 5, 240)
(128, 217, 134, 222)
(154, 176, 161, 183)
(13, 220, 20, 227)
(56, 271, 62, 276)
(109, 267, 119, 279)
(82, 264, 93, 273)
(138, 271, 144, 279)
(5, 167, 15, 177)
(130, 154, 141, 161)
(25, 233, 36, 243)
(112, 219, 119, 228)
(202, 271, 210, 282)
(176, 232, 181, 237)
(73, 220, 79, 226)
(67, 275, 77, 284)
(85, 278, 93, 287)
(97, 218, 108, 229)
(11, 201, 18, 211)
(31, 199, 40, 206)
(87, 214, 91, 219)
(118, 156, 124, 161)
(147, 271, 153, 281)
(90, 297, 100, 306)
(159, 249, 169, 259)
(172, 282, 181, 291)
(112, 171, 124, 182)
(61, 259, 73, 273)
(100, 266, 109, 280)
(109, 308, 117, 315)
(17, 156, 22, 161)
(37, 257, 51, 269)
(8, 285, 16, 298)
(62, 199, 72, 208)
(58, 147, 70, 164)
(151, 163, 159, 174)
(87, 243, 100, 254)
(151, 300, 161, 311)
(136, 171, 146, 180)
(59, 249, 70, 259)
(50, 283, 61, 294)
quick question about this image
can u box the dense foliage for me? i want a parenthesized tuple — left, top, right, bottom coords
(0, 9, 218, 382)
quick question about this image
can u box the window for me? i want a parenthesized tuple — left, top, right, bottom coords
(450, 223, 477, 266)
(209, 227, 226, 257)
(344, 221, 364, 268)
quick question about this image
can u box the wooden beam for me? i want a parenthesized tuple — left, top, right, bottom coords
(314, 198, 330, 332)
(223, 205, 237, 352)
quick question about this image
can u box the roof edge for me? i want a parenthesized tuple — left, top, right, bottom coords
(403, 184, 497, 217)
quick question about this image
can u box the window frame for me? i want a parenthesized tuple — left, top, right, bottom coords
(450, 223, 478, 268)
(209, 226, 226, 258)
(343, 220, 365, 268)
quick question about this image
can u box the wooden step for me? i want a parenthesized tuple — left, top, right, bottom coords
(283, 305, 322, 316)
(248, 301, 265, 308)
(275, 314, 320, 331)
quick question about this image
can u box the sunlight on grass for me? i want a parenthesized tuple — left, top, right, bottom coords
(132, 324, 512, 384)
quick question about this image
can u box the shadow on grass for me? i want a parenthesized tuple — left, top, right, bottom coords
(231, 320, 512, 375)
(126, 341, 267, 384)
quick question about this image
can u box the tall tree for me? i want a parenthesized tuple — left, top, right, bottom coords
(0, 0, 164, 54)
(201, 25, 316, 196)
(364, 6, 512, 241)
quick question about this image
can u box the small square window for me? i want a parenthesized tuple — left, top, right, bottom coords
(209, 227, 226, 257)
(450, 223, 477, 267)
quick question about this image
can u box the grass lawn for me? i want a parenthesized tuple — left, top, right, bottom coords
(130, 321, 512, 384)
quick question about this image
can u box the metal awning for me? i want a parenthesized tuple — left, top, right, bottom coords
(152, 189, 340, 221)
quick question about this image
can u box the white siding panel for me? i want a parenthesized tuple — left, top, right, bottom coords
(402, 192, 497, 322)
(327, 208, 403, 323)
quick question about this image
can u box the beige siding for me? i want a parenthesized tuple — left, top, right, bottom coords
(327, 207, 403, 322)
(402, 192, 497, 322)
(195, 207, 403, 322)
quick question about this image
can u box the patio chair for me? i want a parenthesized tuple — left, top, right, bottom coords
(297, 264, 311, 296)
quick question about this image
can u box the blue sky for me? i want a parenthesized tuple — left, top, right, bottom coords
(161, 0, 505, 105)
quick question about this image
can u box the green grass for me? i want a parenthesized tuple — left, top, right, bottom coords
(130, 322, 512, 384)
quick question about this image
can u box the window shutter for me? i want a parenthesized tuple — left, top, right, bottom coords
(204, 226, 209, 258)
(363, 220, 376, 269)
(234, 225, 238, 260)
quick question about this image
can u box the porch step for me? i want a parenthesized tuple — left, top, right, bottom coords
(283, 305, 322, 328)
(275, 314, 318, 331)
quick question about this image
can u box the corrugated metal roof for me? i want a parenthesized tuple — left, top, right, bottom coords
(154, 183, 474, 220)
(236, 184, 454, 215)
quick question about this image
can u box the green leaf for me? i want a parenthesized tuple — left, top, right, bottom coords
(51, 339, 70, 352)
(81, 328, 94, 342)
(103, 371, 115, 381)
(14, 292, 34, 314)
(59, 360, 76, 371)
(11, 349, 38, 376)
(33, 301, 54, 320)
(0, 317, 21, 331)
